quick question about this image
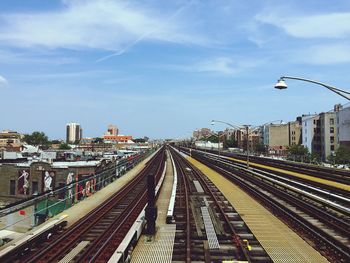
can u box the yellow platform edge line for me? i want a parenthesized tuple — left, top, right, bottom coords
(228, 157, 350, 191)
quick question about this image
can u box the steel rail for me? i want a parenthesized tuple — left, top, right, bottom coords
(192, 151, 350, 262)
(17, 148, 165, 263)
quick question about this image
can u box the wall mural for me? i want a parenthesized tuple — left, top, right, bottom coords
(18, 170, 30, 195)
(42, 170, 55, 192)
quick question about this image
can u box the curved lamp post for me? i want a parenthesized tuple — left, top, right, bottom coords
(275, 76, 350, 101)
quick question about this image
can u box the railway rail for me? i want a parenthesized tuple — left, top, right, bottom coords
(1, 147, 166, 263)
(183, 148, 350, 262)
(170, 147, 271, 263)
(189, 147, 350, 185)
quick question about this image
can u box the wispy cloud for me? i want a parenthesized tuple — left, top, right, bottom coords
(161, 56, 265, 75)
(256, 12, 350, 39)
(0, 0, 207, 53)
(0, 50, 78, 65)
(292, 44, 350, 65)
(0, 75, 8, 88)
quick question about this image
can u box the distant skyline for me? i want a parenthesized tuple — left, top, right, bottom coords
(1, 0, 350, 139)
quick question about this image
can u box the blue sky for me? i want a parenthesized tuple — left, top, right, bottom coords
(1, 0, 350, 139)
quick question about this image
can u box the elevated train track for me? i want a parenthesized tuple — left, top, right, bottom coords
(180, 147, 350, 262)
(1, 147, 166, 263)
(170, 147, 271, 262)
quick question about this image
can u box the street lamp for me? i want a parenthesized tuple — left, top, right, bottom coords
(275, 76, 350, 100)
(211, 119, 282, 168)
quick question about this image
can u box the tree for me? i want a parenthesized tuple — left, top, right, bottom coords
(223, 138, 237, 149)
(93, 137, 104, 144)
(134, 138, 146, 143)
(254, 142, 267, 154)
(286, 144, 309, 162)
(332, 146, 350, 165)
(23, 132, 49, 147)
(59, 143, 71, 150)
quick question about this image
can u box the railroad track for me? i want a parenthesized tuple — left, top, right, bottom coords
(186, 147, 350, 185)
(186, 148, 350, 262)
(2, 147, 166, 263)
(170, 147, 271, 262)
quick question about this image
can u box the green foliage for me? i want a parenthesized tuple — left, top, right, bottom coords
(93, 137, 104, 144)
(330, 146, 350, 164)
(134, 138, 146, 143)
(224, 138, 237, 148)
(206, 135, 219, 143)
(59, 143, 71, 150)
(50, 140, 62, 144)
(254, 142, 267, 153)
(23, 131, 49, 147)
(287, 144, 309, 156)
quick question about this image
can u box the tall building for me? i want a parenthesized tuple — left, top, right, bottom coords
(288, 118, 302, 146)
(66, 123, 82, 143)
(302, 114, 320, 155)
(105, 125, 119, 136)
(337, 104, 350, 150)
(319, 112, 338, 160)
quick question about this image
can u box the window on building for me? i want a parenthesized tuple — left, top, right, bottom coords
(330, 118, 334, 125)
(330, 136, 334, 143)
(10, 180, 16, 195)
(32, 181, 38, 194)
(330, 127, 334, 133)
(330, 145, 335, 151)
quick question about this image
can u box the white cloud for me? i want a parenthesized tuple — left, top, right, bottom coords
(0, 0, 207, 53)
(293, 44, 350, 65)
(0, 75, 8, 88)
(166, 57, 265, 75)
(256, 12, 350, 39)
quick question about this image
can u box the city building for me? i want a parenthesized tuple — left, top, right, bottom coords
(337, 104, 350, 150)
(66, 123, 82, 143)
(0, 130, 22, 151)
(103, 135, 133, 144)
(192, 128, 212, 140)
(288, 118, 302, 146)
(302, 114, 321, 155)
(263, 123, 289, 155)
(105, 125, 119, 136)
(319, 112, 338, 160)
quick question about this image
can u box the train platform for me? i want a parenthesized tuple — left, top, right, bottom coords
(130, 152, 176, 263)
(0, 152, 157, 253)
(53, 152, 158, 227)
(187, 157, 330, 263)
(229, 157, 350, 191)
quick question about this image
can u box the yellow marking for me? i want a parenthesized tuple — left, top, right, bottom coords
(228, 157, 350, 191)
(187, 157, 329, 263)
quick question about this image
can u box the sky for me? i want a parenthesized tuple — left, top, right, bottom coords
(1, 0, 350, 139)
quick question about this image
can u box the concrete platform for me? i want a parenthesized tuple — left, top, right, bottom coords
(131, 152, 176, 263)
(187, 157, 329, 263)
(0, 152, 156, 252)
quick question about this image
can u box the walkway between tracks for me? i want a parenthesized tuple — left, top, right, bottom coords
(131, 152, 176, 263)
(187, 156, 329, 263)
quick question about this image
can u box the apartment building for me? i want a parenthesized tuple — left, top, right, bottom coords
(302, 114, 321, 155)
(66, 123, 83, 143)
(319, 112, 337, 160)
(337, 105, 350, 150)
